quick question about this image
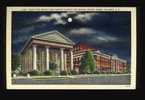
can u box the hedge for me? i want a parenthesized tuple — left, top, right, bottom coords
(60, 71, 67, 75)
(43, 70, 53, 75)
(28, 70, 41, 76)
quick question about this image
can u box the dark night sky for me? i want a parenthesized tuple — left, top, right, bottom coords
(12, 12, 131, 63)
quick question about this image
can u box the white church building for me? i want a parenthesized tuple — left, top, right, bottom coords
(20, 30, 75, 74)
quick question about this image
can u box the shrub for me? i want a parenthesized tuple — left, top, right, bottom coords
(116, 72, 121, 74)
(22, 73, 27, 76)
(16, 71, 25, 76)
(43, 70, 52, 75)
(70, 70, 78, 75)
(111, 71, 116, 74)
(67, 71, 72, 75)
(28, 70, 41, 76)
(93, 71, 100, 74)
(60, 70, 67, 75)
(12, 71, 17, 77)
(101, 71, 106, 74)
(105, 71, 109, 74)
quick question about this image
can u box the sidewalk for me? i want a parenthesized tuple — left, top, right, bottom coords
(12, 74, 130, 79)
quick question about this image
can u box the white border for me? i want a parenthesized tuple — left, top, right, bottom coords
(6, 7, 136, 90)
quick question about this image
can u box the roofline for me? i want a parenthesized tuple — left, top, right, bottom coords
(20, 37, 32, 54)
(32, 30, 58, 38)
(55, 31, 75, 45)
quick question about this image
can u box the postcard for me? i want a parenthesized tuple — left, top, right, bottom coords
(6, 7, 136, 89)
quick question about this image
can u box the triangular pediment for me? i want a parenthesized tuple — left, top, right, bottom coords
(32, 30, 75, 45)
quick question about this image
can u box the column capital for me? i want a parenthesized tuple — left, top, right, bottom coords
(45, 45, 50, 48)
(60, 48, 65, 50)
(32, 44, 37, 47)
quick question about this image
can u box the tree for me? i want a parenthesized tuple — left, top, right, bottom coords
(80, 50, 96, 74)
(12, 54, 20, 71)
(126, 63, 130, 73)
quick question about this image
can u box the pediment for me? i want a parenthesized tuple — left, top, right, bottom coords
(32, 30, 75, 45)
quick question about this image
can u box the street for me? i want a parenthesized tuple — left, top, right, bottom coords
(12, 74, 130, 85)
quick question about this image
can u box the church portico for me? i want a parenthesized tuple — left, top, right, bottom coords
(33, 45, 72, 73)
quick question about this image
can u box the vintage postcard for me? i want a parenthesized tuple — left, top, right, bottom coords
(6, 7, 136, 89)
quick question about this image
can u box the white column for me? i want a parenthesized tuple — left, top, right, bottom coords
(117, 61, 119, 72)
(55, 53, 58, 65)
(32, 45, 37, 70)
(60, 48, 64, 71)
(116, 60, 118, 72)
(46, 46, 49, 70)
(64, 53, 67, 71)
(70, 49, 73, 70)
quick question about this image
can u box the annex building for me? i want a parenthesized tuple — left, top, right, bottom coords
(73, 43, 127, 73)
